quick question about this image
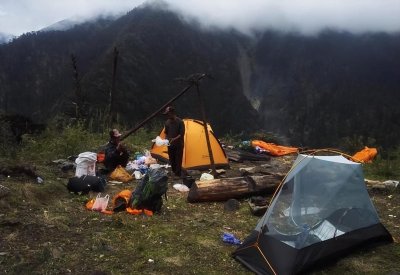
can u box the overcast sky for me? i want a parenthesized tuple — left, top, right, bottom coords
(1, 0, 400, 37)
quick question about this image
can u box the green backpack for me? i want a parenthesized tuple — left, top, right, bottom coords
(130, 168, 168, 212)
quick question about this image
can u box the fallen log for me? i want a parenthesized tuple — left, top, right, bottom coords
(365, 179, 385, 190)
(365, 179, 399, 190)
(187, 174, 283, 203)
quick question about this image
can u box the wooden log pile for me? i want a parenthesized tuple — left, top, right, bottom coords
(187, 174, 283, 203)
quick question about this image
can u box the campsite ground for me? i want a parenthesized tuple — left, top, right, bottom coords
(0, 156, 399, 275)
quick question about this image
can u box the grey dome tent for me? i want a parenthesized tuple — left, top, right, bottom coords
(233, 153, 393, 275)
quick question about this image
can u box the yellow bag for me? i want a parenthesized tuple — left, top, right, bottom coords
(109, 165, 133, 182)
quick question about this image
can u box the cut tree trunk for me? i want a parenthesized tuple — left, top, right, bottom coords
(365, 179, 386, 190)
(365, 179, 399, 190)
(187, 174, 283, 203)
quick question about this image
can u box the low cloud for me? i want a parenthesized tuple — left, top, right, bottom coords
(0, 0, 144, 36)
(1, 0, 400, 36)
(164, 0, 400, 35)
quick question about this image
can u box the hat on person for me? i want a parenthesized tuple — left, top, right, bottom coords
(162, 106, 175, 115)
(110, 129, 122, 138)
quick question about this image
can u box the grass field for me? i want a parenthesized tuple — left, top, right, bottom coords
(0, 155, 399, 275)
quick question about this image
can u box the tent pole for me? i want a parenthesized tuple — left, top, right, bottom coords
(120, 79, 200, 141)
(195, 82, 217, 176)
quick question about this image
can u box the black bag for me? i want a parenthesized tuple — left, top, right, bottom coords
(130, 168, 168, 212)
(67, 175, 106, 194)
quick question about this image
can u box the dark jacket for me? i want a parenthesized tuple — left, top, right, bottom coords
(165, 117, 185, 147)
(104, 140, 129, 171)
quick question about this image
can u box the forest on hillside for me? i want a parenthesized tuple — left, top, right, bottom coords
(1, 5, 399, 151)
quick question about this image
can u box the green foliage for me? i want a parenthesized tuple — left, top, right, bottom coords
(86, 107, 114, 134)
(220, 132, 246, 146)
(250, 131, 286, 145)
(125, 128, 158, 153)
(19, 119, 103, 162)
(339, 135, 377, 155)
(364, 147, 400, 180)
(10, 115, 159, 164)
(0, 120, 18, 158)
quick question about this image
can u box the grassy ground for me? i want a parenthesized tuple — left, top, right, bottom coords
(0, 157, 399, 275)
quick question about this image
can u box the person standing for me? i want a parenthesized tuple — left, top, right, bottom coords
(163, 106, 185, 178)
(104, 128, 130, 172)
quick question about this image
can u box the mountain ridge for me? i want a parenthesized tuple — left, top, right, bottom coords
(1, 5, 399, 149)
(0, 32, 14, 44)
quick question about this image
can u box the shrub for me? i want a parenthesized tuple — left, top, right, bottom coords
(17, 117, 158, 163)
(364, 147, 400, 180)
(339, 135, 377, 155)
(19, 120, 103, 162)
(0, 120, 18, 159)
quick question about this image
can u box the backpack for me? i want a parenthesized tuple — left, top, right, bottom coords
(130, 168, 168, 212)
(67, 175, 107, 194)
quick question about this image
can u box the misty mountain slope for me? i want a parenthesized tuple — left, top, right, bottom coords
(76, 6, 260, 134)
(0, 17, 123, 120)
(0, 32, 14, 44)
(0, 5, 260, 135)
(1, 4, 400, 148)
(246, 30, 400, 148)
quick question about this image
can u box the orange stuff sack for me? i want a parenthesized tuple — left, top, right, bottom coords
(113, 189, 132, 205)
(251, 140, 298, 156)
(109, 165, 133, 182)
(97, 152, 105, 163)
(86, 198, 95, 210)
(352, 147, 378, 163)
(112, 189, 132, 211)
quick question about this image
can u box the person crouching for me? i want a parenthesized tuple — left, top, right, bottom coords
(104, 129, 130, 172)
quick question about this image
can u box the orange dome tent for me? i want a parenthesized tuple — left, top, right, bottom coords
(150, 119, 229, 170)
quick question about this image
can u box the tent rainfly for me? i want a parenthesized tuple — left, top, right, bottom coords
(150, 119, 229, 170)
(233, 153, 393, 275)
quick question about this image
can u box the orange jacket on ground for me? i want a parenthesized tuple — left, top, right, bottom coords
(251, 140, 298, 156)
(352, 146, 378, 163)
